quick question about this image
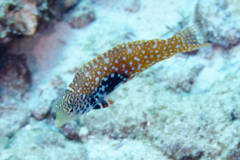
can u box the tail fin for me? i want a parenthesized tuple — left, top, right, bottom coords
(177, 23, 211, 51)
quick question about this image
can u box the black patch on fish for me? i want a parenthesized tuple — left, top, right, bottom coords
(90, 73, 128, 109)
(101, 73, 128, 94)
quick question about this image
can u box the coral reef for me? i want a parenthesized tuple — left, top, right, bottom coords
(0, 0, 79, 49)
(0, 0, 240, 160)
(0, 104, 29, 137)
(69, 2, 96, 28)
(196, 0, 240, 48)
(0, 121, 87, 159)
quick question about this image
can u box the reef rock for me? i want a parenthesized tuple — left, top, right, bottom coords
(69, 2, 95, 28)
(196, 0, 240, 48)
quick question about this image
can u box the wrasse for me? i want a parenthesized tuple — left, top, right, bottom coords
(55, 24, 210, 126)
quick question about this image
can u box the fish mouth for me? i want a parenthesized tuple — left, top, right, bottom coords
(55, 119, 63, 127)
(55, 112, 78, 127)
(55, 112, 69, 127)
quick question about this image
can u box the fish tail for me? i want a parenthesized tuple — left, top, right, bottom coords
(177, 23, 211, 52)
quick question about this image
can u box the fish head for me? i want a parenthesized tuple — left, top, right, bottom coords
(55, 90, 81, 127)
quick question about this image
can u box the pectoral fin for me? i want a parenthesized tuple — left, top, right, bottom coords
(93, 99, 114, 109)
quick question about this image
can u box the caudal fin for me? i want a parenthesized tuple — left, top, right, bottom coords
(177, 23, 211, 51)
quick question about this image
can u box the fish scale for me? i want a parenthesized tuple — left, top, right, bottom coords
(55, 24, 211, 126)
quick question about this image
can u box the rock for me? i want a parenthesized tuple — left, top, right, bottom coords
(7, 0, 38, 36)
(31, 100, 51, 120)
(0, 121, 87, 159)
(228, 142, 240, 160)
(0, 0, 80, 48)
(195, 0, 240, 48)
(59, 122, 81, 141)
(31, 80, 59, 120)
(166, 64, 204, 93)
(69, 3, 95, 28)
(124, 0, 140, 13)
(0, 105, 30, 137)
(0, 0, 38, 39)
(49, 0, 79, 21)
(62, 0, 79, 11)
(78, 126, 89, 142)
(0, 54, 31, 99)
(0, 137, 9, 150)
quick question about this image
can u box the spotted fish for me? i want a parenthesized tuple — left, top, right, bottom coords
(55, 24, 210, 126)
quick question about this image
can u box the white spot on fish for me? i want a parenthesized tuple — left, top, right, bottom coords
(127, 48, 132, 54)
(85, 72, 89, 77)
(102, 77, 108, 81)
(129, 61, 133, 65)
(95, 77, 99, 82)
(134, 57, 140, 61)
(138, 64, 142, 69)
(104, 58, 110, 64)
(175, 44, 181, 48)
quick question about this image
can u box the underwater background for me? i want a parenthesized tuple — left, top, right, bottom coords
(0, 0, 240, 159)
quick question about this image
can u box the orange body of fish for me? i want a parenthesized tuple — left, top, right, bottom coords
(56, 24, 210, 126)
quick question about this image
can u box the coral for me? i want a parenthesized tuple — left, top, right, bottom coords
(1, 0, 240, 160)
(0, 121, 87, 159)
(0, 0, 79, 48)
(195, 0, 240, 48)
(69, 2, 96, 28)
(0, 0, 38, 47)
